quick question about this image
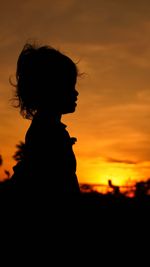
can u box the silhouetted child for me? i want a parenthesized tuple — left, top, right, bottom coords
(10, 43, 80, 196)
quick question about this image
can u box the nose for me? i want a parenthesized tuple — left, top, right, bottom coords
(75, 89, 79, 97)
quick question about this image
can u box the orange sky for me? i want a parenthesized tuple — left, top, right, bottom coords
(1, 0, 150, 186)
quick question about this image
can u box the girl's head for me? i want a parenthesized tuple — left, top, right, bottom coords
(14, 43, 79, 119)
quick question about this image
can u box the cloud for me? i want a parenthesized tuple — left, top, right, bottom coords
(105, 157, 139, 165)
(1, 0, 150, 182)
(0, 0, 150, 49)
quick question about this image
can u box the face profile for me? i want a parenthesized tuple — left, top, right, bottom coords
(14, 43, 79, 119)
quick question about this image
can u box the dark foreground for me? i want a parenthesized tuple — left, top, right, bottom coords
(0, 189, 149, 249)
(0, 189, 149, 222)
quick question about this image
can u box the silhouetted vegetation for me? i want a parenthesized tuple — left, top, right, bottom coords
(4, 170, 10, 179)
(1, 146, 150, 212)
(0, 155, 3, 166)
(12, 141, 26, 162)
(0, 154, 10, 181)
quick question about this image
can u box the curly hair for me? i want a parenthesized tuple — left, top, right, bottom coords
(12, 43, 78, 119)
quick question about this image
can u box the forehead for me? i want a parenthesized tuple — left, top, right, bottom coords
(61, 59, 77, 83)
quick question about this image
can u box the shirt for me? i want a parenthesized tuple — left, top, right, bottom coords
(12, 115, 80, 196)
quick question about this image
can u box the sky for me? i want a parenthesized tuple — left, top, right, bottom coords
(1, 0, 150, 186)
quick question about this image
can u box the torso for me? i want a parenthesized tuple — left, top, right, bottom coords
(11, 115, 80, 195)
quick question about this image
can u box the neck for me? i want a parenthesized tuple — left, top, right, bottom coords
(35, 110, 62, 122)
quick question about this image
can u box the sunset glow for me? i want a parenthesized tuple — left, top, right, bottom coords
(1, 1, 150, 188)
